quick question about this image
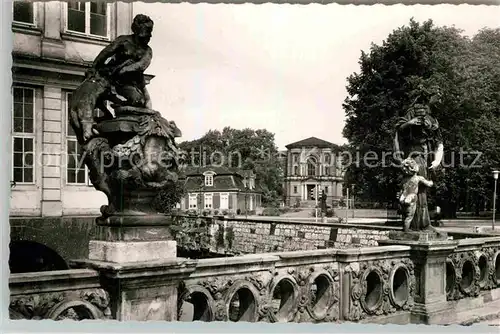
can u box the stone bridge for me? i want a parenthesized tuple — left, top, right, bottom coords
(9, 229, 500, 324)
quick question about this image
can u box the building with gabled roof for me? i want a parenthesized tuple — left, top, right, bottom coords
(282, 137, 344, 207)
(178, 166, 262, 213)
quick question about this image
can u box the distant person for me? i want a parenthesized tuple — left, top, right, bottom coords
(320, 190, 327, 216)
(431, 205, 443, 227)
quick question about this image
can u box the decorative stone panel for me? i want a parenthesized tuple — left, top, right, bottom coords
(446, 246, 500, 301)
(9, 288, 111, 320)
(344, 258, 415, 321)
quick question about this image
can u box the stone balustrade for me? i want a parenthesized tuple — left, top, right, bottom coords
(9, 269, 111, 320)
(177, 245, 414, 324)
(9, 232, 500, 324)
(445, 236, 500, 301)
(171, 215, 397, 255)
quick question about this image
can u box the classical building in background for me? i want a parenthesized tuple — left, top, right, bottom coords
(282, 137, 344, 207)
(179, 167, 262, 213)
(10, 1, 135, 216)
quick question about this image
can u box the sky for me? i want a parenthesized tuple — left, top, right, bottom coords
(133, 3, 500, 150)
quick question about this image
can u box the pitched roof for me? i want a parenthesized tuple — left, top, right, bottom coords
(179, 166, 249, 178)
(285, 137, 336, 149)
(184, 174, 261, 193)
(180, 166, 261, 193)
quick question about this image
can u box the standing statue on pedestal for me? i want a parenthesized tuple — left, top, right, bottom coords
(320, 190, 327, 217)
(69, 14, 182, 220)
(393, 103, 444, 232)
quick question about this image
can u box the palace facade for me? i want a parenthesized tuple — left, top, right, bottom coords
(10, 1, 135, 216)
(282, 137, 344, 207)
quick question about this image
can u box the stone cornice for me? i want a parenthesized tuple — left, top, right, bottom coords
(9, 269, 101, 295)
(12, 53, 155, 87)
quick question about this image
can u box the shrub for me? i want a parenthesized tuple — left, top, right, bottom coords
(278, 207, 291, 214)
(310, 207, 335, 218)
(262, 207, 281, 216)
(325, 208, 335, 217)
(213, 209, 219, 216)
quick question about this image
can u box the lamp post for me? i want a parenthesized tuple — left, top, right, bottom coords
(493, 170, 499, 230)
(315, 183, 319, 223)
(244, 176, 249, 219)
(345, 186, 349, 224)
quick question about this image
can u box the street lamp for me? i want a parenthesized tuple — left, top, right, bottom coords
(493, 170, 499, 230)
(244, 176, 249, 219)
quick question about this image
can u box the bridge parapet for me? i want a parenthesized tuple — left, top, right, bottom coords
(9, 234, 500, 324)
(9, 269, 111, 320)
(178, 245, 413, 323)
(172, 215, 398, 255)
(445, 236, 500, 301)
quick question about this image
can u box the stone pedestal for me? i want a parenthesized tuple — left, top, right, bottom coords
(70, 214, 193, 321)
(71, 258, 196, 321)
(89, 214, 177, 263)
(379, 232, 458, 324)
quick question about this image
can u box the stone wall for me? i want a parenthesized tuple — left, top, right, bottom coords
(172, 215, 398, 255)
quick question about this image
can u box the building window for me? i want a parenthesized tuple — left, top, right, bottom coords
(12, 87, 35, 184)
(188, 194, 198, 209)
(307, 158, 316, 176)
(205, 175, 213, 186)
(13, 1, 34, 25)
(67, 2, 109, 37)
(324, 166, 330, 176)
(324, 153, 331, 164)
(220, 193, 229, 210)
(204, 193, 213, 209)
(325, 186, 329, 194)
(293, 154, 298, 163)
(293, 165, 299, 175)
(293, 186, 298, 194)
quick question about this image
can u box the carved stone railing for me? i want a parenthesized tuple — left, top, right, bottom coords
(445, 236, 500, 301)
(177, 245, 414, 324)
(9, 269, 111, 320)
(9, 235, 500, 324)
(339, 246, 415, 323)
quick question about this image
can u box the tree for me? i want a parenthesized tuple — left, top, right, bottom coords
(178, 127, 284, 206)
(343, 19, 500, 217)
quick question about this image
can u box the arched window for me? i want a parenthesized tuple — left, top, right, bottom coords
(307, 157, 316, 176)
(324, 153, 331, 164)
